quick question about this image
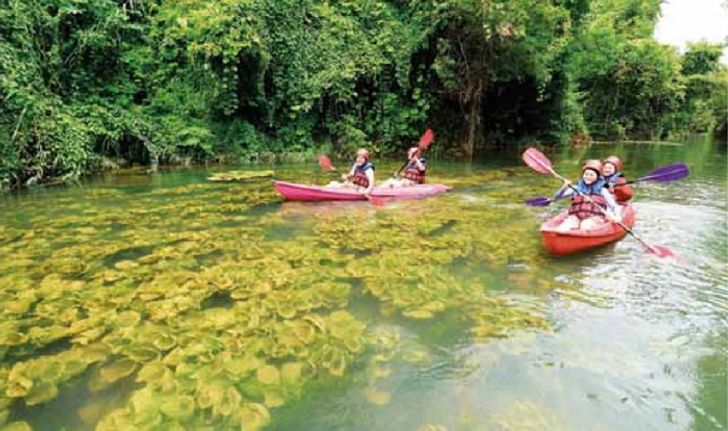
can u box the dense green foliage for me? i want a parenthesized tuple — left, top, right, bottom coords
(0, 0, 725, 188)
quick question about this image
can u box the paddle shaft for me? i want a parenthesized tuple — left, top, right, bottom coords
(617, 177, 666, 186)
(614, 164, 688, 186)
(394, 152, 425, 178)
(324, 162, 348, 178)
(616, 178, 648, 187)
(393, 161, 409, 178)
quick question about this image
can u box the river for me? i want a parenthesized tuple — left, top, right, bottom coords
(0, 137, 725, 430)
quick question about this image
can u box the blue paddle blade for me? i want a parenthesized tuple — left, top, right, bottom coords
(638, 163, 689, 183)
(525, 196, 552, 207)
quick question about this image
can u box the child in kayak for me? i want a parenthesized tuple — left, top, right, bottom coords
(382, 146, 427, 188)
(327, 148, 375, 195)
(553, 159, 622, 232)
(602, 155, 634, 203)
(400, 146, 427, 186)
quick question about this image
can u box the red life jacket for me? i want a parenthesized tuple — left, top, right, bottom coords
(612, 177, 633, 202)
(403, 167, 425, 184)
(349, 172, 369, 188)
(568, 194, 608, 220)
(403, 158, 426, 184)
(348, 161, 374, 188)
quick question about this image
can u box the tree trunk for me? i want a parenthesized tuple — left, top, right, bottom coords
(463, 79, 483, 158)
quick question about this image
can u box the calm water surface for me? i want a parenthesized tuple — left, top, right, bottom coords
(0, 138, 725, 431)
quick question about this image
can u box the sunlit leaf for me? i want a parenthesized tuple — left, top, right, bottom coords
(264, 389, 285, 408)
(0, 421, 32, 431)
(99, 358, 138, 383)
(256, 365, 280, 385)
(364, 386, 391, 406)
(280, 362, 303, 382)
(24, 381, 58, 406)
(237, 403, 270, 431)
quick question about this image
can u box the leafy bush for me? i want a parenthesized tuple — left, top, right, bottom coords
(0, 0, 724, 189)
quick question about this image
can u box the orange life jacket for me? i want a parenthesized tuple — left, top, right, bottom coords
(611, 177, 633, 202)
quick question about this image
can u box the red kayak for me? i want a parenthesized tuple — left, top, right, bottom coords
(540, 203, 636, 255)
(274, 181, 451, 202)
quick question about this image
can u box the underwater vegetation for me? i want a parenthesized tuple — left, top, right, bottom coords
(207, 171, 275, 182)
(0, 167, 577, 430)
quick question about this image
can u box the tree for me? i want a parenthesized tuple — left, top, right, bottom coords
(566, 0, 684, 139)
(433, 0, 569, 156)
(677, 42, 728, 134)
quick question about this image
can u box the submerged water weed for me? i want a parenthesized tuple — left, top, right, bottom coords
(312, 194, 551, 329)
(0, 167, 563, 429)
(438, 169, 511, 188)
(207, 170, 274, 182)
(490, 401, 564, 431)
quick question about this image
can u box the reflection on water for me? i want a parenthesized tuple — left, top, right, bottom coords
(0, 137, 725, 430)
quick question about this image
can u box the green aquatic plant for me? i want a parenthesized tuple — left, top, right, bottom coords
(490, 401, 564, 431)
(0, 421, 32, 431)
(5, 344, 110, 406)
(207, 170, 274, 182)
(364, 385, 391, 406)
(0, 167, 568, 429)
(438, 169, 511, 188)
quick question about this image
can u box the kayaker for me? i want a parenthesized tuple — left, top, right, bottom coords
(400, 147, 427, 185)
(602, 155, 633, 203)
(326, 148, 375, 195)
(381, 147, 427, 188)
(553, 159, 622, 232)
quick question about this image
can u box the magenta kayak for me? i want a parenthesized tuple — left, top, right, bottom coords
(274, 181, 451, 202)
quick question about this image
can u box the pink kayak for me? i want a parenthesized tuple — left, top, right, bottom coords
(274, 181, 451, 202)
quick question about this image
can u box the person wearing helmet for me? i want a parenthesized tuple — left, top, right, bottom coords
(325, 148, 376, 196)
(602, 155, 633, 202)
(552, 159, 622, 232)
(346, 148, 376, 194)
(400, 146, 427, 185)
(381, 146, 427, 188)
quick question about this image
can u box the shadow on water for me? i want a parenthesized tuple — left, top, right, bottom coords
(10, 371, 140, 431)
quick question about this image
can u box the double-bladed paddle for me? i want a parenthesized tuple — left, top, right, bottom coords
(524, 162, 690, 207)
(521, 147, 680, 259)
